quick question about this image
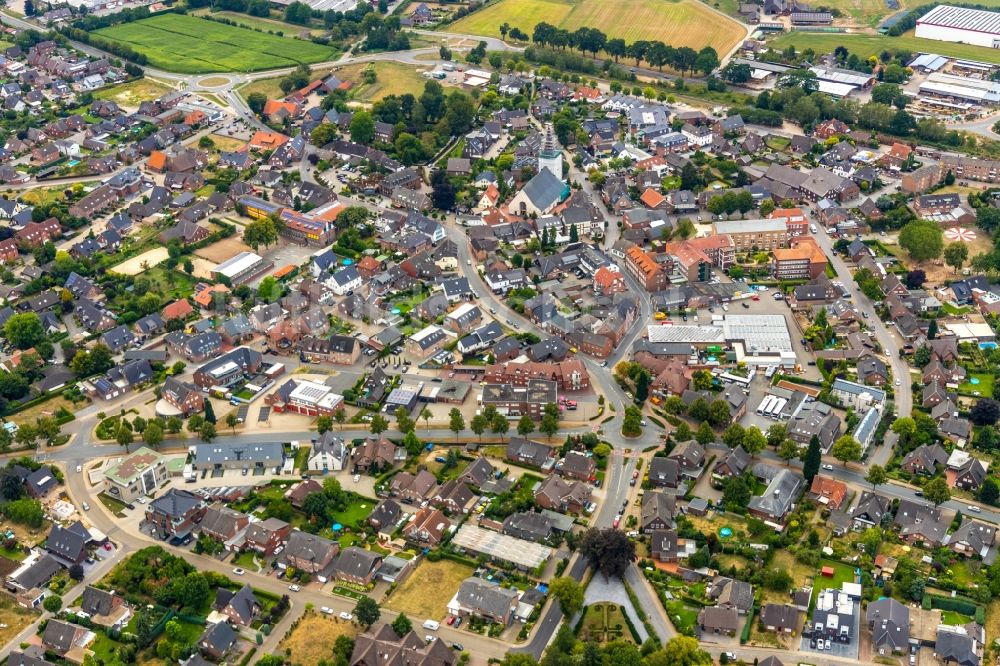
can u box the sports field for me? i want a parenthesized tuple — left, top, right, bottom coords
(769, 30, 1000, 65)
(94, 14, 338, 74)
(449, 0, 745, 54)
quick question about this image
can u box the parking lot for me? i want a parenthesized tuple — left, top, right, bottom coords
(798, 602, 862, 661)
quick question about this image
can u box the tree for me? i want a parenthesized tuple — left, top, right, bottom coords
(721, 474, 751, 511)
(971, 398, 1000, 426)
(579, 527, 635, 581)
(944, 241, 969, 273)
(470, 414, 487, 440)
(695, 421, 715, 446)
(803, 435, 822, 484)
(866, 464, 888, 491)
(648, 636, 712, 666)
(391, 613, 412, 636)
(721, 423, 745, 449)
(116, 421, 134, 450)
(766, 424, 788, 450)
(913, 345, 933, 368)
(421, 407, 432, 429)
(691, 369, 713, 391)
(448, 408, 465, 435)
(898, 219, 944, 262)
(980, 477, 1000, 506)
(778, 438, 801, 464)
(4, 313, 44, 349)
(905, 269, 927, 289)
(243, 218, 279, 252)
(742, 426, 767, 458)
(226, 413, 239, 434)
(43, 594, 62, 613)
(831, 435, 862, 466)
(539, 410, 559, 438)
(317, 415, 333, 434)
(199, 422, 216, 442)
(517, 414, 535, 437)
(69, 563, 84, 581)
(923, 477, 951, 507)
(350, 111, 375, 144)
(621, 405, 642, 437)
(246, 92, 267, 115)
(354, 596, 380, 628)
(143, 421, 163, 449)
(491, 413, 510, 436)
(549, 576, 584, 615)
(394, 407, 414, 435)
(203, 400, 216, 424)
(370, 414, 389, 436)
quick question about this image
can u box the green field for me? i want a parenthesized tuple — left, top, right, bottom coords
(449, 0, 745, 54)
(770, 30, 1000, 66)
(94, 13, 338, 73)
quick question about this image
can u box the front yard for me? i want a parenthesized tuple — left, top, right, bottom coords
(385, 559, 475, 620)
(577, 603, 637, 644)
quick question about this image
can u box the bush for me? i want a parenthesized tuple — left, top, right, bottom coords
(43, 594, 62, 612)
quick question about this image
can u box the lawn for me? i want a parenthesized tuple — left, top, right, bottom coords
(813, 560, 857, 605)
(449, 0, 745, 55)
(329, 495, 377, 528)
(339, 61, 438, 103)
(19, 187, 66, 207)
(89, 632, 123, 664)
(958, 374, 994, 398)
(232, 551, 262, 572)
(578, 603, 636, 644)
(98, 493, 128, 517)
(942, 303, 973, 316)
(663, 599, 699, 635)
(93, 78, 174, 107)
(142, 265, 198, 301)
(278, 613, 357, 664)
(94, 13, 338, 74)
(385, 559, 475, 620)
(769, 30, 1000, 66)
(941, 610, 974, 626)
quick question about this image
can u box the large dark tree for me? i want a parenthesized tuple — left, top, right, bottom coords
(579, 527, 635, 581)
(803, 435, 822, 485)
(971, 398, 1000, 427)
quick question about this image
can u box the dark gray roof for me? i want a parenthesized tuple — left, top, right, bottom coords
(285, 530, 339, 564)
(334, 546, 382, 579)
(867, 597, 909, 650)
(455, 577, 517, 617)
(199, 620, 236, 654)
(148, 488, 203, 519)
(46, 522, 89, 561)
(936, 628, 979, 666)
(42, 619, 78, 652)
(80, 585, 116, 616)
(520, 168, 563, 209)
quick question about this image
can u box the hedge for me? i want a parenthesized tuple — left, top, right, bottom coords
(739, 606, 757, 644)
(927, 594, 977, 616)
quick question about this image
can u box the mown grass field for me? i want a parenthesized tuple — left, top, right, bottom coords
(770, 29, 1000, 65)
(449, 0, 744, 54)
(94, 14, 338, 73)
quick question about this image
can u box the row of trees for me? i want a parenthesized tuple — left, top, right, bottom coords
(528, 22, 720, 77)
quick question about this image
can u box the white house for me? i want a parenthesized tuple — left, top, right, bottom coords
(307, 432, 348, 473)
(328, 265, 362, 296)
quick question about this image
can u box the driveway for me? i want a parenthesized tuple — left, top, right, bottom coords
(583, 575, 649, 644)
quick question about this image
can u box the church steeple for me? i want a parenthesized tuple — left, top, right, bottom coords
(538, 123, 562, 181)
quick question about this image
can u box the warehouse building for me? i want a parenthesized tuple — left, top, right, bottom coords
(916, 5, 1000, 48)
(918, 72, 1000, 104)
(213, 252, 274, 286)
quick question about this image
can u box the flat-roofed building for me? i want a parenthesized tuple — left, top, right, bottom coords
(714, 218, 789, 251)
(103, 447, 169, 502)
(212, 252, 274, 286)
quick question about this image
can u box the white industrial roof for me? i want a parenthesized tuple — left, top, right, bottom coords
(920, 81, 999, 103)
(721, 314, 793, 353)
(214, 251, 264, 278)
(646, 324, 726, 344)
(909, 53, 949, 71)
(450, 525, 552, 569)
(815, 80, 859, 98)
(809, 66, 872, 87)
(918, 4, 1000, 35)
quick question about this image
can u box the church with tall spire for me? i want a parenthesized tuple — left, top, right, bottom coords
(538, 123, 563, 181)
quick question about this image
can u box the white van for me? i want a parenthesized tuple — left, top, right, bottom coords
(809, 224, 817, 234)
(423, 620, 440, 631)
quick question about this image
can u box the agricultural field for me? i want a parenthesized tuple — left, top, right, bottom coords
(385, 559, 475, 619)
(93, 78, 174, 107)
(769, 30, 1000, 66)
(195, 9, 324, 36)
(449, 0, 745, 55)
(278, 613, 357, 664)
(94, 14, 338, 74)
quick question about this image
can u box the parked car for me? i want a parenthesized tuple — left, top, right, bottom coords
(320, 607, 334, 615)
(340, 612, 353, 620)
(233, 568, 245, 576)
(288, 584, 301, 592)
